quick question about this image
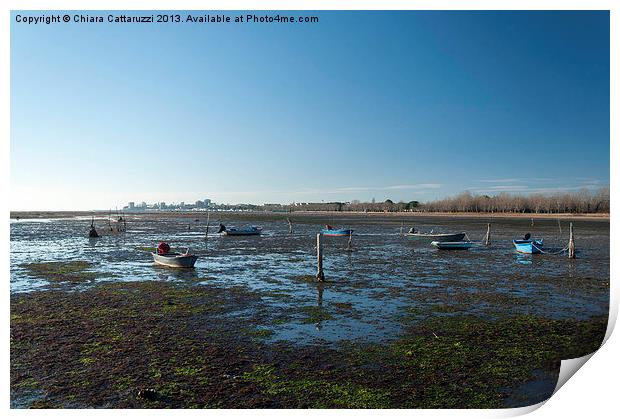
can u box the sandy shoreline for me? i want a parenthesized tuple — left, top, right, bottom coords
(10, 210, 610, 222)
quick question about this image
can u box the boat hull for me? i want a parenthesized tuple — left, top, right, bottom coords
(406, 232, 466, 242)
(222, 228, 261, 236)
(152, 252, 198, 268)
(512, 239, 543, 254)
(431, 241, 479, 250)
(321, 229, 353, 237)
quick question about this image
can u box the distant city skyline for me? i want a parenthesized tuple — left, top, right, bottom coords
(11, 11, 610, 210)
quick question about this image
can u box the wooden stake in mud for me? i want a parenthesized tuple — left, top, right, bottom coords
(316, 233, 325, 282)
(484, 223, 491, 246)
(205, 212, 210, 239)
(568, 222, 576, 259)
(531, 218, 534, 227)
(287, 217, 293, 234)
(345, 230, 353, 252)
(88, 216, 99, 238)
(400, 221, 404, 236)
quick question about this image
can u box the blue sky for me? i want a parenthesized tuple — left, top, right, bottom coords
(11, 11, 609, 210)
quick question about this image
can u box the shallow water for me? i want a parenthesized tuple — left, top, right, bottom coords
(10, 214, 609, 344)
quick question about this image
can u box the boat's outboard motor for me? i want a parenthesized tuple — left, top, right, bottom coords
(524, 233, 531, 240)
(157, 242, 171, 254)
(409, 227, 416, 233)
(217, 224, 226, 233)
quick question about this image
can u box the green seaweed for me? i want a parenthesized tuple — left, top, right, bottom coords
(22, 261, 97, 283)
(242, 327, 274, 339)
(242, 364, 391, 408)
(298, 305, 334, 324)
(10, 278, 607, 409)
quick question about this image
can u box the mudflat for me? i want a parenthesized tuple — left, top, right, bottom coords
(10, 213, 609, 408)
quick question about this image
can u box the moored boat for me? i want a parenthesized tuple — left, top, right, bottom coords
(405, 230, 466, 242)
(321, 225, 353, 237)
(152, 252, 198, 268)
(513, 239, 544, 254)
(151, 242, 198, 268)
(431, 241, 481, 250)
(218, 224, 262, 236)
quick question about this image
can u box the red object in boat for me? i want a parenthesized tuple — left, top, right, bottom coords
(325, 225, 334, 230)
(157, 242, 170, 254)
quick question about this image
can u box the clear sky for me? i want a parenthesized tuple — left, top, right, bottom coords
(11, 10, 609, 210)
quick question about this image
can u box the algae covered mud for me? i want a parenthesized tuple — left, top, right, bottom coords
(10, 213, 609, 408)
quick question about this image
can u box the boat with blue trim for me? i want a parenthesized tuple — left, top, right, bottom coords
(513, 237, 544, 254)
(321, 225, 353, 237)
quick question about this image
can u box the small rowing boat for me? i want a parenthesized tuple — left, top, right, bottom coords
(405, 230, 466, 242)
(321, 225, 353, 237)
(151, 242, 197, 268)
(218, 224, 262, 236)
(513, 239, 544, 254)
(152, 251, 198, 268)
(431, 241, 481, 250)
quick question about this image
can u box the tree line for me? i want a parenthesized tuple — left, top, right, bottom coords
(420, 188, 609, 214)
(263, 187, 609, 214)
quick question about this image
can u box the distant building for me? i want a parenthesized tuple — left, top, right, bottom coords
(204, 199, 211, 206)
(128, 202, 135, 209)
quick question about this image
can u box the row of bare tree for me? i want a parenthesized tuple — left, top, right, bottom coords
(263, 188, 609, 214)
(421, 188, 610, 214)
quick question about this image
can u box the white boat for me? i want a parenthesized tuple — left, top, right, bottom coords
(218, 224, 262, 236)
(151, 251, 198, 268)
(405, 231, 466, 242)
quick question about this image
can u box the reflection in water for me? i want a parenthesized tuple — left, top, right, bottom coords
(516, 254, 533, 265)
(346, 251, 353, 266)
(315, 283, 324, 331)
(153, 264, 201, 282)
(87, 237, 100, 248)
(316, 283, 324, 307)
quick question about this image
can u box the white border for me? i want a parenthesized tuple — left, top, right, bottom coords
(2, 2, 616, 419)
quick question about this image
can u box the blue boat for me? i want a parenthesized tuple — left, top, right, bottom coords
(321, 225, 353, 237)
(513, 239, 544, 254)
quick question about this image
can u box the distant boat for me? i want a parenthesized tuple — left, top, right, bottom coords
(321, 225, 353, 237)
(431, 241, 481, 250)
(513, 239, 544, 254)
(151, 251, 198, 268)
(218, 224, 262, 236)
(405, 230, 466, 242)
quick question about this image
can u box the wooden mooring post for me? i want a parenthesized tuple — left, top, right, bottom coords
(205, 212, 210, 239)
(316, 233, 325, 281)
(484, 223, 491, 246)
(568, 222, 576, 259)
(287, 217, 293, 234)
(400, 221, 404, 236)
